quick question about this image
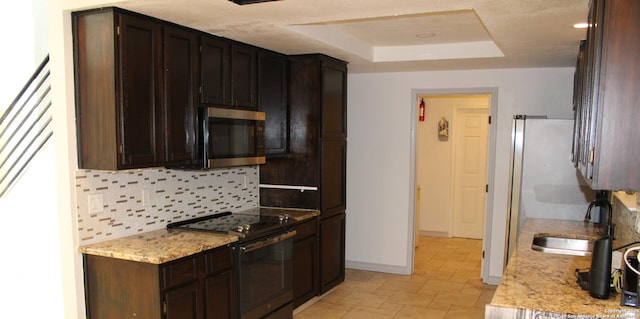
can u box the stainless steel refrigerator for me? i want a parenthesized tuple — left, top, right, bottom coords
(504, 115, 595, 265)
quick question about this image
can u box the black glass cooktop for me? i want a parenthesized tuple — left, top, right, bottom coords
(167, 211, 295, 240)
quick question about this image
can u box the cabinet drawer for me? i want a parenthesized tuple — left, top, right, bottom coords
(295, 219, 317, 240)
(205, 246, 233, 275)
(163, 256, 197, 288)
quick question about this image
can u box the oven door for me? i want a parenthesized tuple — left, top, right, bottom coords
(236, 230, 295, 319)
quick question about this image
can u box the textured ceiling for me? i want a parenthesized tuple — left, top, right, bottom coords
(302, 10, 492, 46)
(72, 0, 589, 73)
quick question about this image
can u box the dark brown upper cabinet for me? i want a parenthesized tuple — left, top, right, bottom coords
(163, 25, 198, 166)
(572, 0, 640, 191)
(230, 43, 258, 109)
(320, 60, 348, 140)
(260, 54, 347, 213)
(73, 8, 197, 170)
(200, 36, 258, 109)
(258, 51, 288, 156)
(199, 35, 230, 106)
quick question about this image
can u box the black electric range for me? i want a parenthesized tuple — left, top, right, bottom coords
(166, 211, 296, 241)
(168, 210, 297, 319)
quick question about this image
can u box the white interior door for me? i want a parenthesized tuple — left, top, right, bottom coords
(452, 108, 489, 239)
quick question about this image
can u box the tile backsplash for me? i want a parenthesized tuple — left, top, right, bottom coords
(76, 166, 259, 245)
(612, 192, 640, 245)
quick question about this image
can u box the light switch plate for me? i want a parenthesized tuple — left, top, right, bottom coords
(88, 194, 104, 214)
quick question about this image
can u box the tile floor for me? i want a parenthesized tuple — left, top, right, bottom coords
(294, 236, 497, 319)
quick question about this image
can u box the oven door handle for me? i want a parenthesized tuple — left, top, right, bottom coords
(239, 230, 297, 253)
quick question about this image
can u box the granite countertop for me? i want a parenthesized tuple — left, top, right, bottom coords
(78, 228, 238, 264)
(487, 218, 640, 318)
(78, 207, 320, 264)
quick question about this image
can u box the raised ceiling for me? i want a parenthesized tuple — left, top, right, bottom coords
(87, 0, 589, 73)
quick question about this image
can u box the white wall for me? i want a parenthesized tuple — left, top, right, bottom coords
(0, 144, 64, 318)
(0, 1, 64, 318)
(1, 1, 36, 108)
(346, 68, 575, 279)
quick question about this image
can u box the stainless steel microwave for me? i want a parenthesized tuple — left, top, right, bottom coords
(199, 107, 266, 169)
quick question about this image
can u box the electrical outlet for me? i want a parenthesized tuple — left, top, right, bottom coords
(142, 189, 151, 206)
(88, 194, 104, 214)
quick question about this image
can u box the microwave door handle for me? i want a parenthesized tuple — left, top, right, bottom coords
(239, 230, 297, 253)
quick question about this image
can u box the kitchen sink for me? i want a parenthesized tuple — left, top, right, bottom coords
(531, 234, 593, 256)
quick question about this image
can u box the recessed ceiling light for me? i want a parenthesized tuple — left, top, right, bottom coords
(573, 22, 589, 29)
(416, 32, 436, 38)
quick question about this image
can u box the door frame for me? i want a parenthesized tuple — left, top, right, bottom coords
(408, 87, 498, 283)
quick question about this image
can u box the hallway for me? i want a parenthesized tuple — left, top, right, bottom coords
(294, 236, 496, 318)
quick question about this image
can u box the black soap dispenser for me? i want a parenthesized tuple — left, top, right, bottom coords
(589, 235, 613, 299)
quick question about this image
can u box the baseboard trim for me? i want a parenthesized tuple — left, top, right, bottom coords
(345, 261, 412, 275)
(419, 230, 449, 237)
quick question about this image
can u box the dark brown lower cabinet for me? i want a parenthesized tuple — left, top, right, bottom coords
(318, 212, 346, 294)
(292, 218, 318, 307)
(165, 282, 198, 319)
(204, 269, 235, 319)
(83, 245, 234, 319)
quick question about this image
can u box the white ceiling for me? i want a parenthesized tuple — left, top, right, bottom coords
(108, 0, 589, 73)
